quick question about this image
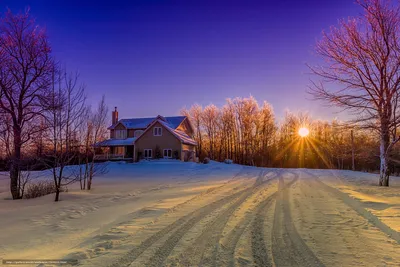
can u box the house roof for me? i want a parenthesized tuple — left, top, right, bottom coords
(95, 137, 136, 147)
(108, 116, 187, 130)
(158, 120, 198, 146)
(132, 119, 197, 146)
(98, 115, 197, 148)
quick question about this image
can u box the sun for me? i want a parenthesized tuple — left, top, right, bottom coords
(298, 127, 310, 137)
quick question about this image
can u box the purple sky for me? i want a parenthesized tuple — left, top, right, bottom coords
(2, 0, 360, 121)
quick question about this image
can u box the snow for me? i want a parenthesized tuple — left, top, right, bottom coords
(107, 116, 186, 130)
(95, 137, 136, 147)
(0, 163, 399, 266)
(158, 120, 198, 145)
(312, 169, 400, 233)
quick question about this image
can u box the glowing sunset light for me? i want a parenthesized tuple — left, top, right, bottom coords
(298, 127, 309, 137)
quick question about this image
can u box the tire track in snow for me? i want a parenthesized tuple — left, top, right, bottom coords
(71, 168, 252, 262)
(249, 171, 298, 267)
(307, 170, 400, 244)
(271, 172, 324, 267)
(195, 170, 278, 267)
(146, 170, 276, 267)
(209, 169, 288, 267)
(107, 169, 260, 267)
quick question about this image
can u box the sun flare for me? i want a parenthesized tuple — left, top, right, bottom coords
(298, 127, 310, 137)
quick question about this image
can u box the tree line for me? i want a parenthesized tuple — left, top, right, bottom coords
(183, 0, 400, 188)
(182, 97, 390, 173)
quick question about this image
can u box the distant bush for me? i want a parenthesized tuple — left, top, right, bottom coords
(24, 181, 65, 199)
(203, 157, 210, 164)
(224, 159, 233, 164)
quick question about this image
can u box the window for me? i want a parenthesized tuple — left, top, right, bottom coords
(153, 127, 162, 136)
(163, 149, 172, 159)
(134, 130, 144, 137)
(114, 146, 124, 155)
(115, 130, 127, 139)
(144, 149, 152, 159)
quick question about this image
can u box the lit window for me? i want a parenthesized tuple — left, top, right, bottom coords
(153, 127, 162, 136)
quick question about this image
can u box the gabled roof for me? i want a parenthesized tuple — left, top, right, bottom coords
(158, 120, 198, 146)
(133, 119, 197, 146)
(108, 116, 187, 130)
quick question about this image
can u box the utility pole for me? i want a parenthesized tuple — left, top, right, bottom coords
(351, 129, 355, 171)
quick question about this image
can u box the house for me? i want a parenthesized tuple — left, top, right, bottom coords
(95, 107, 197, 162)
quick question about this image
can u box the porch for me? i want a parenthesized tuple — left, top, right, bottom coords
(94, 137, 136, 161)
(94, 152, 133, 161)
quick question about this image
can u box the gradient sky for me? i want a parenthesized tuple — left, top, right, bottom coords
(2, 0, 360, 121)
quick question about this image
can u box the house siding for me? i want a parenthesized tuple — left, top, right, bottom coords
(115, 123, 126, 130)
(182, 144, 196, 151)
(135, 122, 182, 161)
(181, 143, 196, 162)
(177, 119, 193, 136)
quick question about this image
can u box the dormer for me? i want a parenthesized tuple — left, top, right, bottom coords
(111, 122, 127, 139)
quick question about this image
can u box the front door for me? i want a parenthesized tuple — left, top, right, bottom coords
(144, 149, 152, 159)
(125, 145, 134, 158)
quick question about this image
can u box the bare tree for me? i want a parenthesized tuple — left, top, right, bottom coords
(0, 114, 13, 159)
(45, 69, 87, 201)
(86, 96, 108, 190)
(258, 102, 276, 166)
(309, 0, 400, 186)
(0, 9, 54, 199)
(201, 104, 220, 159)
(181, 104, 203, 160)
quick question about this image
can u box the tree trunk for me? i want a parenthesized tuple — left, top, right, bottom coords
(10, 128, 22, 199)
(87, 161, 94, 190)
(379, 129, 390, 186)
(54, 187, 60, 202)
(351, 130, 355, 171)
(87, 176, 92, 190)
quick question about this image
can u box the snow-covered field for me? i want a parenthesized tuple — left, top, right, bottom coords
(0, 161, 399, 266)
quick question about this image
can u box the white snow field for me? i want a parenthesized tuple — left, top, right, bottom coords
(0, 161, 400, 266)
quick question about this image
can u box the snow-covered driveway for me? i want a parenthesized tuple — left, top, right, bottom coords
(0, 162, 399, 266)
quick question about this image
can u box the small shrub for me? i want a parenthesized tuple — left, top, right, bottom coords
(155, 145, 162, 159)
(24, 181, 64, 199)
(203, 157, 210, 164)
(224, 159, 233, 164)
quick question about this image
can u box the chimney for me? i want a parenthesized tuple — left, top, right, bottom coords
(112, 107, 118, 125)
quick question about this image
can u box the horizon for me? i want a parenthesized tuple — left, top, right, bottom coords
(3, 0, 360, 121)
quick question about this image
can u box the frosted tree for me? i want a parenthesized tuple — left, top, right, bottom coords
(201, 104, 220, 159)
(258, 102, 276, 166)
(181, 104, 203, 159)
(309, 0, 400, 186)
